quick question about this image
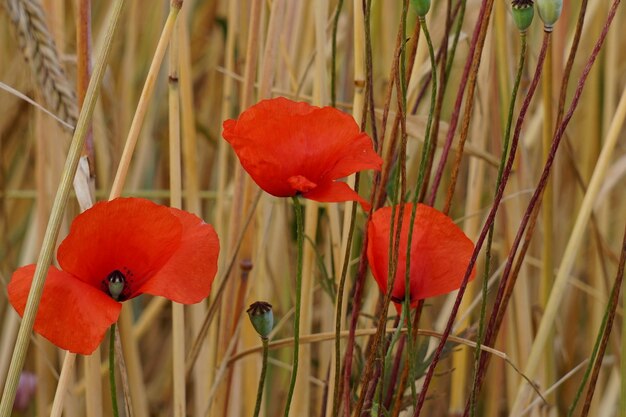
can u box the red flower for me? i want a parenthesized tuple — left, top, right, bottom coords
(222, 97, 382, 208)
(366, 204, 476, 310)
(8, 198, 219, 355)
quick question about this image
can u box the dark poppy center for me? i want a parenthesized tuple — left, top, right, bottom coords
(106, 270, 128, 301)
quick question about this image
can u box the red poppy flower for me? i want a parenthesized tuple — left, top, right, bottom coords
(8, 198, 219, 355)
(222, 97, 382, 208)
(366, 203, 476, 310)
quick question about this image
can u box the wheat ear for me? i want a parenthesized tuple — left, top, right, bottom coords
(4, 0, 78, 126)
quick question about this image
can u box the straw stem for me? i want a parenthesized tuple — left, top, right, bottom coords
(0, 0, 126, 413)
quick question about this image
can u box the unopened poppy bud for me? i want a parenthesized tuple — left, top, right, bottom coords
(536, 0, 562, 31)
(107, 270, 126, 301)
(511, 0, 534, 32)
(411, 0, 431, 17)
(247, 301, 273, 338)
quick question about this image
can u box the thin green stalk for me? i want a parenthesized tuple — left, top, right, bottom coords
(331, 182, 359, 417)
(109, 324, 120, 417)
(0, 1, 126, 414)
(566, 283, 616, 416)
(378, 3, 409, 413)
(283, 196, 304, 417)
(413, 16, 437, 195)
(252, 337, 269, 417)
(570, 222, 626, 416)
(469, 31, 527, 416)
(376, 309, 405, 416)
(354, 4, 410, 406)
(351, 162, 405, 417)
(403, 15, 437, 404)
(445, 0, 467, 81)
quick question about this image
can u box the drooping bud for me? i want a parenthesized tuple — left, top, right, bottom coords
(536, 0, 562, 31)
(411, 0, 431, 17)
(107, 270, 126, 301)
(247, 301, 274, 339)
(511, 0, 534, 32)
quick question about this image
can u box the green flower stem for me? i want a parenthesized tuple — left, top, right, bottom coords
(568, 223, 626, 416)
(0, 1, 126, 414)
(404, 15, 437, 404)
(445, 0, 467, 82)
(109, 324, 120, 417)
(331, 191, 359, 417)
(470, 31, 527, 417)
(252, 337, 270, 417)
(413, 16, 437, 196)
(283, 196, 304, 417)
(383, 308, 406, 383)
(567, 283, 616, 416)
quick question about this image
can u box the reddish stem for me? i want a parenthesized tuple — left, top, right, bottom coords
(466, 2, 621, 411)
(427, 0, 495, 207)
(410, 23, 547, 417)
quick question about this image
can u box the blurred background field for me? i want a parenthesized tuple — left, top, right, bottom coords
(0, 0, 625, 416)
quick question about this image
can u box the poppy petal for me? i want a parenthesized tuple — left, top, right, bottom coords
(366, 204, 475, 308)
(322, 131, 383, 181)
(222, 97, 382, 204)
(137, 208, 220, 304)
(222, 120, 294, 197)
(8, 265, 121, 355)
(407, 206, 476, 300)
(57, 198, 183, 293)
(303, 181, 371, 211)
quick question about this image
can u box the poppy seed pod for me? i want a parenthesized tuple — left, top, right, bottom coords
(511, 0, 534, 32)
(411, 0, 431, 17)
(107, 270, 126, 301)
(247, 301, 274, 338)
(536, 0, 562, 30)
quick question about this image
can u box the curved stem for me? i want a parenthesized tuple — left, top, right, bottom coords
(283, 196, 304, 417)
(252, 337, 270, 417)
(109, 324, 120, 417)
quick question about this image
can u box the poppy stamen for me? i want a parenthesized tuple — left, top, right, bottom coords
(106, 270, 127, 301)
